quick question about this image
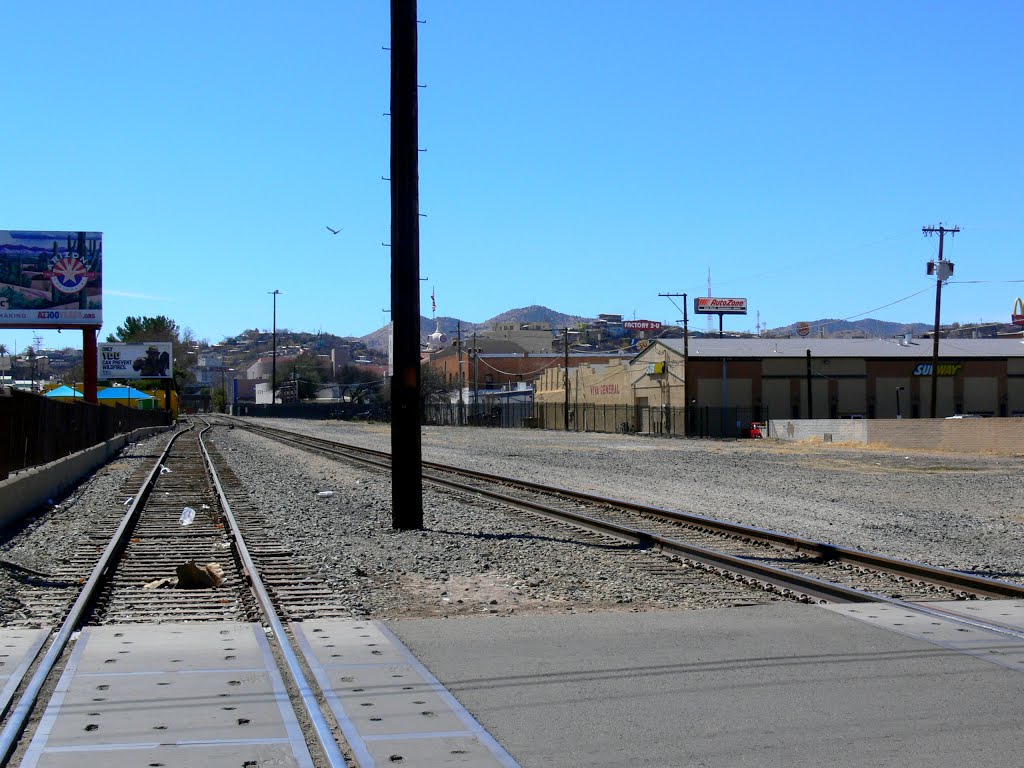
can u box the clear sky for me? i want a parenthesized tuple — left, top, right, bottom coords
(3, 1, 1021, 355)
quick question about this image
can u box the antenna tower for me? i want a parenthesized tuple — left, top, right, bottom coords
(706, 268, 713, 333)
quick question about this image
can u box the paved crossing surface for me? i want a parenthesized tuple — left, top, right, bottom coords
(0, 628, 49, 723)
(387, 603, 1024, 768)
(9, 602, 1024, 767)
(18, 622, 313, 768)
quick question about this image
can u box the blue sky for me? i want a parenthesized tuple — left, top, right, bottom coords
(3, 1, 1021, 355)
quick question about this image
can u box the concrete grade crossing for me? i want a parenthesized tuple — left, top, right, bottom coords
(387, 603, 1024, 768)
(8, 606, 1024, 765)
(294, 619, 519, 767)
(0, 629, 49, 722)
(10, 620, 519, 768)
(6, 602, 1024, 766)
(18, 622, 313, 768)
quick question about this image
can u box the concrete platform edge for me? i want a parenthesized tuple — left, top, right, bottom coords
(0, 425, 170, 528)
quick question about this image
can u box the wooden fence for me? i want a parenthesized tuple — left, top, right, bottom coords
(0, 389, 171, 480)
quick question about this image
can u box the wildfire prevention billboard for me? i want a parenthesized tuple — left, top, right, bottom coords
(0, 230, 103, 327)
(99, 342, 173, 380)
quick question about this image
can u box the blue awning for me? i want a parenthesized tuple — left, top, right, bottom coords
(98, 386, 154, 399)
(45, 385, 84, 398)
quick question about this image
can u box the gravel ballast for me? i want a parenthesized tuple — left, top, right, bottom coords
(208, 418, 1024, 619)
(4, 419, 1022, 627)
(0, 430, 175, 623)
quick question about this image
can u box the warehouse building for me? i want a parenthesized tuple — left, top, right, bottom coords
(535, 338, 1024, 422)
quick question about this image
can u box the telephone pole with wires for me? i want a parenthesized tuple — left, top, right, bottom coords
(923, 224, 959, 418)
(558, 328, 570, 431)
(390, 0, 423, 529)
(658, 292, 690, 436)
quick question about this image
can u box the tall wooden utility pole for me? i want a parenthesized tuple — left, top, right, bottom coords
(456, 321, 464, 425)
(390, 0, 423, 529)
(562, 328, 570, 431)
(923, 224, 959, 419)
(658, 292, 689, 436)
(269, 290, 281, 406)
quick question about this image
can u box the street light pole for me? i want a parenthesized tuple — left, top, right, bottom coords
(269, 290, 281, 406)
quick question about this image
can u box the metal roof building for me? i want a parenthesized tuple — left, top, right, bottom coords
(629, 337, 1024, 421)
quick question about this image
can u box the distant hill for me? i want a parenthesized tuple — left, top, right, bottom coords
(484, 305, 586, 328)
(360, 305, 592, 350)
(768, 318, 933, 338)
(357, 308, 1018, 350)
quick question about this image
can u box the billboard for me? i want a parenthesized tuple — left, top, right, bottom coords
(99, 342, 173, 380)
(623, 320, 662, 332)
(0, 230, 102, 327)
(694, 297, 747, 315)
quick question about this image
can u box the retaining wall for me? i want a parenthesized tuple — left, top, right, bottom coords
(768, 418, 1022, 455)
(0, 426, 170, 528)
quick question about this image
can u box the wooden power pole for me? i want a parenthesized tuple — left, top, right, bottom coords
(390, 0, 423, 529)
(562, 328, 570, 431)
(923, 224, 959, 418)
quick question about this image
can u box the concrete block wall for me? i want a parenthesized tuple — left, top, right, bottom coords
(0, 426, 170, 528)
(867, 419, 1023, 455)
(768, 419, 868, 444)
(768, 418, 1023, 455)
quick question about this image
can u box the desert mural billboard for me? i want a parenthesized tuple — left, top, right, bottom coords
(0, 230, 103, 327)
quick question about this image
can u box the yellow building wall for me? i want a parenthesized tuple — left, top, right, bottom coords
(535, 361, 635, 404)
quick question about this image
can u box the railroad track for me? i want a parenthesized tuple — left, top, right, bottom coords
(219, 417, 1024, 612)
(0, 418, 354, 767)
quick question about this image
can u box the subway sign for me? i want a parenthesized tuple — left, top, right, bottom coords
(912, 363, 962, 376)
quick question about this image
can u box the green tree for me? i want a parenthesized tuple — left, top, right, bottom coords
(274, 352, 327, 401)
(420, 365, 455, 406)
(335, 365, 386, 403)
(106, 315, 198, 392)
(211, 385, 228, 413)
(61, 361, 85, 388)
(376, 365, 454, 407)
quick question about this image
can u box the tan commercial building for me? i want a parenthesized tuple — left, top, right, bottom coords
(534, 337, 1024, 435)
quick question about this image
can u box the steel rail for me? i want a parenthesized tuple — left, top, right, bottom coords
(425, 466, 1024, 600)
(220, 420, 873, 603)
(226, 418, 1024, 600)
(0, 422, 189, 765)
(421, 468, 884, 604)
(221, 420, 1024, 646)
(196, 419, 347, 768)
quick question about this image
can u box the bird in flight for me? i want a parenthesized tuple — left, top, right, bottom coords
(326, 225, 342, 235)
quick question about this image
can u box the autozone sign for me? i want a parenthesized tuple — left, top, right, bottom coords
(623, 320, 662, 331)
(694, 297, 747, 315)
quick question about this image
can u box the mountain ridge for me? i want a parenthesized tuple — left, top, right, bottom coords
(359, 308, 978, 349)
